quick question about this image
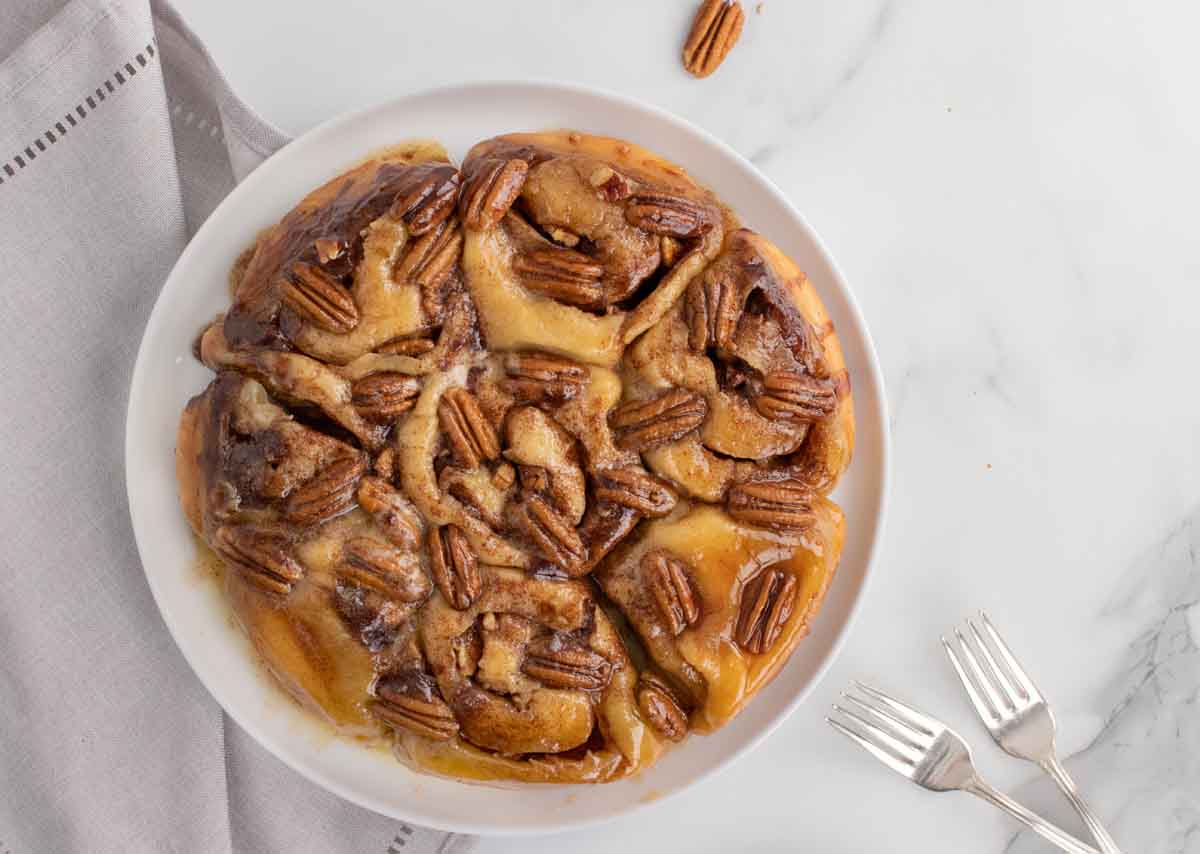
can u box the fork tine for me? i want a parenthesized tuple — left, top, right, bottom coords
(831, 704, 925, 765)
(966, 616, 1022, 706)
(827, 714, 919, 778)
(840, 693, 931, 751)
(979, 611, 1040, 701)
(942, 635, 997, 723)
(852, 681, 939, 737)
(953, 628, 1008, 717)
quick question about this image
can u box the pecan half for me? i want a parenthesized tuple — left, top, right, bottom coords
(281, 262, 359, 333)
(374, 670, 459, 740)
(284, 456, 365, 525)
(589, 165, 635, 202)
(394, 217, 463, 321)
(637, 672, 689, 741)
(500, 351, 588, 404)
(682, 0, 745, 79)
(521, 636, 612, 691)
(357, 476, 422, 550)
(610, 389, 708, 451)
(726, 479, 816, 532)
(735, 567, 798, 654)
(685, 270, 741, 352)
(213, 525, 303, 595)
(340, 536, 431, 602)
(351, 372, 422, 422)
(376, 336, 435, 357)
(754, 371, 837, 421)
(512, 248, 605, 310)
(388, 163, 461, 236)
(428, 524, 481, 610)
(438, 388, 501, 468)
(460, 158, 528, 230)
(516, 495, 587, 569)
(643, 550, 701, 635)
(625, 192, 717, 238)
(594, 467, 677, 517)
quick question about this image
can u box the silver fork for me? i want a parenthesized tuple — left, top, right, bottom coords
(828, 682, 1100, 854)
(943, 613, 1122, 854)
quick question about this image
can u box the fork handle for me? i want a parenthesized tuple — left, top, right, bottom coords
(1040, 756, 1123, 854)
(965, 779, 1101, 854)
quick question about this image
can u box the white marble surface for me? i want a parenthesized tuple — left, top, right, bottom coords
(172, 0, 1200, 850)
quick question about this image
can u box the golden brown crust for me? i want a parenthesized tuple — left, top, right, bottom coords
(175, 130, 853, 785)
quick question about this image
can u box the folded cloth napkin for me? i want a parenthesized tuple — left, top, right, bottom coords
(0, 1, 472, 851)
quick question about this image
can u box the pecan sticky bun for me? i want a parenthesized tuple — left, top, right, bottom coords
(176, 132, 852, 784)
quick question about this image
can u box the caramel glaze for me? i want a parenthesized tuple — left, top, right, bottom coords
(225, 141, 453, 351)
(175, 129, 854, 785)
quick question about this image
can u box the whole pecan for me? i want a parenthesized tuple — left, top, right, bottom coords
(428, 524, 481, 610)
(682, 0, 745, 79)
(351, 372, 422, 422)
(637, 672, 689, 741)
(624, 192, 717, 238)
(610, 389, 708, 451)
(726, 478, 816, 532)
(753, 371, 837, 422)
(593, 467, 677, 517)
(438, 388, 501, 469)
(373, 670, 460, 740)
(643, 550, 701, 635)
(356, 475, 423, 551)
(284, 456, 365, 525)
(281, 262, 359, 333)
(512, 247, 605, 310)
(500, 351, 588, 404)
(340, 536, 431, 602)
(460, 157, 529, 230)
(388, 163, 461, 236)
(685, 270, 741, 353)
(521, 636, 612, 691)
(213, 524, 303, 595)
(516, 494, 587, 569)
(735, 567, 798, 654)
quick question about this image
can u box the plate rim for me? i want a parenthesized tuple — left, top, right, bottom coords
(125, 78, 891, 836)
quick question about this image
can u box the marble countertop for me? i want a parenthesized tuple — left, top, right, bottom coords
(172, 0, 1200, 850)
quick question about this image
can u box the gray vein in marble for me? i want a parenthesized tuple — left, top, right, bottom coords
(886, 363, 920, 434)
(1007, 511, 1200, 854)
(748, 0, 894, 168)
(979, 323, 1019, 411)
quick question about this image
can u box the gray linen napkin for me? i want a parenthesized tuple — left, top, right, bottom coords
(0, 1, 471, 851)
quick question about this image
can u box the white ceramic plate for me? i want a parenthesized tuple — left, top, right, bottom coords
(125, 81, 889, 835)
